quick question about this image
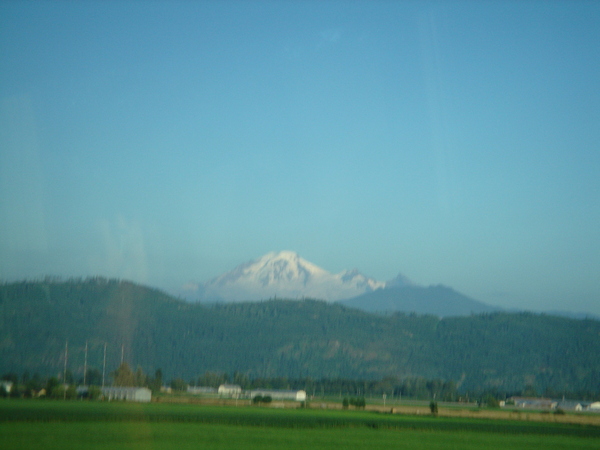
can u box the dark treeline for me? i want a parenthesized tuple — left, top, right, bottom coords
(189, 371, 600, 402)
(192, 371, 459, 400)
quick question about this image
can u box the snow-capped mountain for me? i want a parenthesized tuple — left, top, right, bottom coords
(184, 251, 502, 317)
(198, 251, 386, 302)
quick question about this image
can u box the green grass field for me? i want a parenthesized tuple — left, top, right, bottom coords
(1, 400, 598, 449)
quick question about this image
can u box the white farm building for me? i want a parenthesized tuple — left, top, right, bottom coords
(102, 387, 152, 403)
(218, 384, 242, 397)
(0, 381, 13, 395)
(250, 389, 307, 402)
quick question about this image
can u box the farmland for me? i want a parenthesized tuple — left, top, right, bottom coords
(1, 400, 599, 449)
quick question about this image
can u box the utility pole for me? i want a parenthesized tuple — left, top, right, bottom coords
(83, 341, 88, 386)
(121, 344, 124, 365)
(63, 340, 68, 400)
(63, 340, 69, 383)
(102, 343, 107, 388)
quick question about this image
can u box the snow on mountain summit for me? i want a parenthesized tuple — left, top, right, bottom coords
(252, 251, 329, 284)
(200, 251, 385, 302)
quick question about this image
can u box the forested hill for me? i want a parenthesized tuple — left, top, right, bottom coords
(1, 278, 599, 394)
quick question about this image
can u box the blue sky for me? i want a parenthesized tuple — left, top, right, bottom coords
(1, 1, 599, 314)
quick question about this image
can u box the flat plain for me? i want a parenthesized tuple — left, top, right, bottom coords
(1, 400, 598, 450)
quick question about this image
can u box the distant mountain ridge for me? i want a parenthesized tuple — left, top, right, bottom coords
(197, 251, 386, 302)
(341, 285, 500, 317)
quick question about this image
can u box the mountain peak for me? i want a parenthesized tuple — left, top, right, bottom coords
(199, 251, 384, 302)
(385, 272, 414, 288)
(263, 250, 300, 261)
(250, 251, 329, 283)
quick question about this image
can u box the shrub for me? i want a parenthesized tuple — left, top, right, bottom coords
(65, 385, 77, 400)
(170, 378, 188, 391)
(349, 397, 366, 409)
(252, 395, 272, 405)
(485, 396, 500, 408)
(87, 386, 102, 400)
(356, 397, 366, 409)
(430, 401, 438, 415)
(51, 385, 66, 399)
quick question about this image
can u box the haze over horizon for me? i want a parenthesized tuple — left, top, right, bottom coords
(1, 1, 599, 315)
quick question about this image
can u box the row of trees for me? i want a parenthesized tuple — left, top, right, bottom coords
(175, 371, 600, 403)
(188, 372, 460, 401)
(252, 395, 272, 405)
(4, 367, 598, 405)
(0, 374, 102, 400)
(110, 363, 164, 392)
(342, 397, 366, 409)
(0, 362, 164, 399)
